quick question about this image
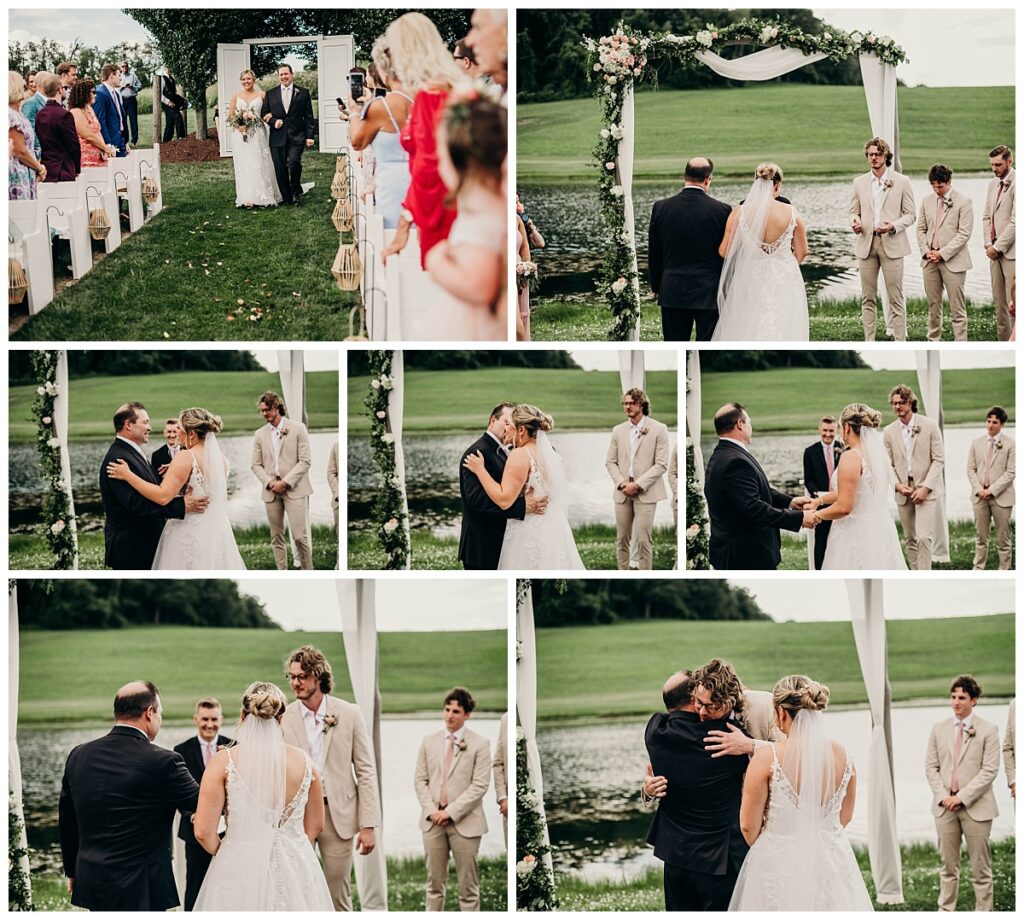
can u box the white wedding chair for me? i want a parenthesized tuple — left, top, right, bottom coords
(9, 199, 55, 314)
(384, 257, 464, 341)
(108, 151, 145, 232)
(36, 179, 93, 279)
(136, 144, 164, 217)
(79, 167, 123, 253)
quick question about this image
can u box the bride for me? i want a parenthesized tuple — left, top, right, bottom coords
(227, 69, 281, 208)
(729, 675, 873, 911)
(811, 403, 908, 570)
(193, 682, 334, 911)
(462, 403, 584, 570)
(713, 162, 809, 341)
(106, 407, 246, 570)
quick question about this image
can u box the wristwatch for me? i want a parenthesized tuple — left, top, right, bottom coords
(401, 207, 414, 224)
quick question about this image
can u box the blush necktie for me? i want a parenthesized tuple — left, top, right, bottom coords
(950, 721, 963, 793)
(983, 438, 996, 488)
(825, 445, 834, 480)
(439, 734, 455, 808)
(931, 198, 945, 250)
(203, 741, 213, 767)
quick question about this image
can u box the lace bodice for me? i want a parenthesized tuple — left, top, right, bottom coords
(762, 742, 853, 842)
(185, 451, 209, 500)
(224, 749, 313, 840)
(740, 204, 798, 257)
(235, 95, 265, 116)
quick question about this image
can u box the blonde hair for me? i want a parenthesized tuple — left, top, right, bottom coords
(511, 403, 553, 437)
(178, 407, 223, 441)
(194, 697, 221, 714)
(773, 674, 830, 716)
(371, 36, 396, 85)
(240, 682, 287, 721)
(838, 403, 881, 436)
(756, 161, 783, 183)
(384, 12, 468, 93)
(239, 68, 257, 83)
(9, 70, 26, 105)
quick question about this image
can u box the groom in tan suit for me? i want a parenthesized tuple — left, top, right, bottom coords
(607, 388, 670, 570)
(282, 645, 381, 911)
(925, 675, 1000, 911)
(916, 164, 974, 342)
(850, 136, 916, 341)
(414, 687, 491, 911)
(966, 406, 1015, 570)
(982, 145, 1015, 341)
(251, 390, 314, 570)
(883, 384, 944, 569)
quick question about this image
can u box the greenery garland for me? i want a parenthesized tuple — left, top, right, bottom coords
(583, 18, 908, 339)
(363, 351, 410, 569)
(686, 438, 710, 569)
(30, 351, 78, 569)
(8, 791, 32, 911)
(515, 733, 558, 911)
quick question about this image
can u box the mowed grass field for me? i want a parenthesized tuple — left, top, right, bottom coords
(535, 615, 1014, 721)
(16, 626, 507, 726)
(518, 84, 1015, 182)
(9, 370, 339, 442)
(347, 369, 678, 435)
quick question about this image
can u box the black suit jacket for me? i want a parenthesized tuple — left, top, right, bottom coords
(173, 734, 233, 844)
(100, 439, 186, 570)
(648, 187, 732, 312)
(458, 433, 526, 569)
(802, 440, 842, 498)
(704, 438, 803, 570)
(58, 726, 200, 911)
(264, 84, 315, 147)
(645, 710, 749, 876)
(150, 444, 172, 479)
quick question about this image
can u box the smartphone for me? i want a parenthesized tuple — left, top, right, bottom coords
(336, 96, 347, 111)
(374, 86, 387, 98)
(348, 73, 365, 98)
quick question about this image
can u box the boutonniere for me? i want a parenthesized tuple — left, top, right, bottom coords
(883, 178, 894, 191)
(995, 440, 1004, 450)
(322, 715, 338, 734)
(636, 427, 648, 437)
(942, 195, 954, 209)
(965, 725, 977, 739)
(911, 425, 921, 436)
(456, 738, 468, 752)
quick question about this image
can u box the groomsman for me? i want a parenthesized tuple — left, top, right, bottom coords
(982, 145, 1015, 341)
(150, 419, 181, 479)
(802, 416, 842, 570)
(173, 699, 232, 911)
(916, 164, 974, 342)
(925, 675, 1000, 911)
(327, 440, 339, 534)
(966, 406, 1015, 570)
(883, 384, 944, 569)
(850, 137, 916, 341)
(493, 711, 508, 844)
(282, 645, 380, 911)
(1004, 699, 1015, 799)
(606, 388, 671, 570)
(414, 687, 491, 911)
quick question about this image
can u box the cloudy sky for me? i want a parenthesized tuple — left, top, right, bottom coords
(570, 349, 677, 372)
(859, 349, 1014, 370)
(251, 350, 338, 373)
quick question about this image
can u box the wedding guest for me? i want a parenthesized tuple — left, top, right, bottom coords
(850, 137, 915, 341)
(966, 406, 1015, 570)
(925, 675, 1000, 911)
(380, 11, 469, 267)
(8, 71, 45, 198)
(150, 419, 181, 479)
(281, 645, 380, 911)
(118, 60, 142, 146)
(173, 698, 232, 911)
(250, 391, 314, 570)
(453, 39, 481, 80)
(19, 69, 48, 156)
(802, 415, 841, 570)
(517, 191, 545, 249)
(26, 70, 37, 95)
(55, 61, 77, 107)
(69, 79, 118, 167)
(493, 711, 508, 844)
(34, 72, 81, 182)
(516, 211, 532, 339)
(669, 445, 678, 531)
(882, 384, 944, 570)
(414, 687, 491, 911)
(465, 8, 508, 92)
(1004, 699, 1016, 799)
(159, 68, 187, 141)
(606, 387, 671, 570)
(327, 440, 339, 534)
(916, 164, 973, 341)
(982, 145, 1015, 341)
(93, 64, 127, 157)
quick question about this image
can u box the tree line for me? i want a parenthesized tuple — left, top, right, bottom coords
(348, 350, 580, 376)
(698, 350, 868, 372)
(10, 350, 265, 385)
(9, 38, 159, 87)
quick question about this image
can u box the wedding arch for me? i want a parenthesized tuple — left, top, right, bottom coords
(584, 17, 909, 340)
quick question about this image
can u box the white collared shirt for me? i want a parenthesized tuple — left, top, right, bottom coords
(197, 733, 219, 764)
(718, 436, 750, 454)
(899, 415, 916, 472)
(871, 169, 891, 228)
(444, 725, 467, 749)
(281, 84, 293, 112)
(270, 416, 287, 476)
(116, 435, 148, 459)
(628, 419, 645, 478)
(951, 712, 975, 746)
(301, 695, 328, 779)
(485, 430, 505, 451)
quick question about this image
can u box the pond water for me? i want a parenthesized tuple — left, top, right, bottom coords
(521, 177, 995, 304)
(17, 716, 505, 874)
(349, 431, 678, 535)
(538, 703, 1013, 882)
(699, 426, 1015, 522)
(9, 431, 339, 532)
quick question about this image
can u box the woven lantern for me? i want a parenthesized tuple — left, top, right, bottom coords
(331, 197, 354, 232)
(345, 305, 368, 341)
(9, 258, 28, 305)
(330, 171, 349, 200)
(335, 154, 350, 184)
(141, 176, 160, 204)
(331, 242, 362, 291)
(88, 208, 111, 241)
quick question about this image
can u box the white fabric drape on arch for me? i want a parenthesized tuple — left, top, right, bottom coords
(694, 45, 827, 79)
(845, 579, 904, 904)
(914, 352, 950, 562)
(618, 87, 641, 343)
(276, 350, 313, 564)
(9, 586, 32, 905)
(54, 351, 79, 568)
(685, 351, 705, 487)
(388, 351, 412, 569)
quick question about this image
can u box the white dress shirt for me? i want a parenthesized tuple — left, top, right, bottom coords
(116, 435, 148, 459)
(197, 734, 219, 765)
(281, 84, 292, 113)
(628, 419, 645, 479)
(871, 169, 891, 228)
(301, 695, 328, 783)
(270, 416, 287, 476)
(899, 415, 916, 474)
(718, 436, 750, 454)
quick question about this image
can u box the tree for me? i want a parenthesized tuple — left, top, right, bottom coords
(9, 349, 265, 384)
(348, 350, 579, 376)
(698, 350, 868, 372)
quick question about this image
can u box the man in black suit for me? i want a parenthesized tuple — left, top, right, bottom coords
(59, 681, 200, 911)
(704, 402, 816, 570)
(802, 415, 842, 570)
(159, 70, 187, 142)
(150, 418, 180, 479)
(99, 402, 207, 569)
(262, 63, 315, 206)
(458, 402, 546, 569)
(648, 156, 733, 341)
(174, 698, 232, 911)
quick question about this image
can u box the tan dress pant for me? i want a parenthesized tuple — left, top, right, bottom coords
(989, 255, 1015, 342)
(972, 498, 1013, 569)
(859, 235, 907, 340)
(897, 497, 936, 569)
(423, 822, 481, 911)
(615, 498, 656, 570)
(318, 805, 355, 910)
(935, 808, 993, 911)
(923, 261, 968, 341)
(265, 491, 313, 569)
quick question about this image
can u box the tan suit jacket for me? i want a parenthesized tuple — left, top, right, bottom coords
(850, 170, 916, 259)
(925, 714, 1000, 821)
(745, 689, 785, 743)
(607, 417, 670, 504)
(415, 728, 491, 838)
(1004, 700, 1015, 788)
(916, 188, 974, 272)
(493, 713, 507, 804)
(251, 418, 313, 500)
(967, 433, 1015, 507)
(883, 415, 945, 504)
(982, 169, 1015, 259)
(327, 440, 339, 510)
(281, 696, 381, 836)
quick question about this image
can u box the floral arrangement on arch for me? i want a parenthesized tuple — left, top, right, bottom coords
(30, 351, 78, 569)
(515, 732, 557, 911)
(363, 350, 410, 569)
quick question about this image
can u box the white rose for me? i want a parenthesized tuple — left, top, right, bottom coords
(46, 437, 60, 449)
(605, 161, 615, 171)
(56, 479, 67, 491)
(376, 410, 386, 419)
(42, 416, 52, 425)
(593, 63, 601, 72)
(696, 30, 713, 48)
(515, 858, 537, 880)
(51, 520, 65, 535)
(371, 379, 381, 389)
(382, 518, 399, 534)
(823, 32, 832, 41)
(36, 386, 45, 396)
(611, 277, 628, 295)
(381, 433, 394, 444)
(607, 75, 617, 85)
(610, 124, 624, 140)
(850, 31, 862, 43)
(610, 185, 624, 197)
(759, 26, 773, 43)
(380, 374, 394, 390)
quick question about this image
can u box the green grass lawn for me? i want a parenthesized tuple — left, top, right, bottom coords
(529, 297, 666, 342)
(347, 524, 677, 571)
(534, 615, 1013, 721)
(9, 525, 338, 571)
(9, 369, 338, 442)
(347, 369, 678, 435)
(518, 84, 1015, 183)
(17, 625, 507, 726)
(11, 154, 357, 342)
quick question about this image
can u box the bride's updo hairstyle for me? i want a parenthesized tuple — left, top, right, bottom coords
(838, 403, 882, 436)
(240, 681, 287, 721)
(512, 404, 553, 438)
(178, 407, 223, 441)
(755, 162, 783, 184)
(773, 674, 830, 717)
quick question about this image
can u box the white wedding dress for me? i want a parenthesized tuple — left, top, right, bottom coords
(498, 434, 584, 570)
(152, 437, 246, 570)
(231, 96, 282, 208)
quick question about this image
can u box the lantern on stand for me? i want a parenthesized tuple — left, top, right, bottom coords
(331, 241, 362, 291)
(9, 258, 28, 305)
(332, 197, 354, 232)
(345, 305, 369, 341)
(142, 176, 160, 205)
(88, 209, 111, 241)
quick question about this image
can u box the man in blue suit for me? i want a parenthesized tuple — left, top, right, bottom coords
(93, 63, 127, 157)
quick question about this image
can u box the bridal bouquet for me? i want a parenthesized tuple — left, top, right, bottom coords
(516, 260, 540, 292)
(229, 108, 264, 142)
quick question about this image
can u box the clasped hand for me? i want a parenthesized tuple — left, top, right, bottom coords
(788, 495, 818, 529)
(429, 809, 450, 826)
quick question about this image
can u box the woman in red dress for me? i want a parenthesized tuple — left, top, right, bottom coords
(69, 79, 117, 168)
